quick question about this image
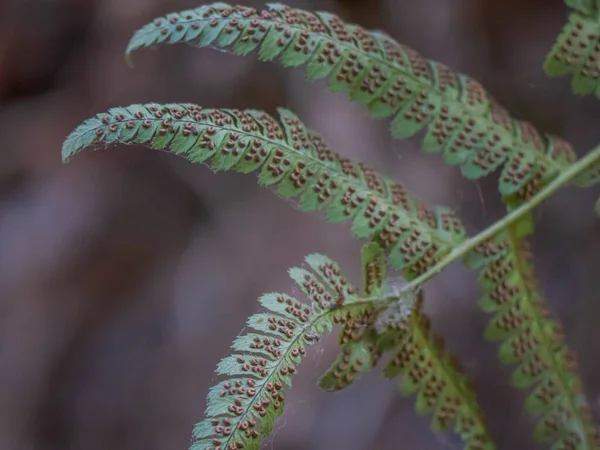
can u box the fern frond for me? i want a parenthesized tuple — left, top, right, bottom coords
(62, 103, 465, 274)
(544, 11, 600, 97)
(191, 253, 378, 450)
(383, 295, 495, 450)
(124, 3, 577, 197)
(466, 215, 600, 449)
(318, 242, 494, 447)
(571, 158, 600, 212)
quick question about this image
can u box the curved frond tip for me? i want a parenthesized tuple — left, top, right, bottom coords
(124, 2, 577, 199)
(63, 103, 465, 274)
(190, 253, 376, 450)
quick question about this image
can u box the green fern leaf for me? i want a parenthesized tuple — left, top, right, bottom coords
(318, 242, 387, 392)
(190, 253, 378, 450)
(466, 215, 600, 449)
(383, 296, 495, 450)
(332, 243, 388, 349)
(124, 3, 577, 197)
(317, 241, 421, 393)
(63, 104, 465, 274)
(318, 338, 377, 392)
(544, 12, 600, 97)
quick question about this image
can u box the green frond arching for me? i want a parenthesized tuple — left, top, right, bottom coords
(544, 11, 600, 98)
(466, 215, 600, 449)
(318, 337, 379, 392)
(124, 2, 577, 198)
(62, 104, 465, 274)
(191, 253, 379, 450)
(382, 295, 495, 450)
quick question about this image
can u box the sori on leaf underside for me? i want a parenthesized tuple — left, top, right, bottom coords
(465, 214, 600, 450)
(187, 252, 385, 450)
(60, 2, 600, 450)
(186, 245, 496, 450)
(541, 2, 600, 190)
(62, 103, 466, 277)
(542, 0, 600, 206)
(318, 243, 496, 450)
(56, 75, 498, 450)
(123, 2, 578, 203)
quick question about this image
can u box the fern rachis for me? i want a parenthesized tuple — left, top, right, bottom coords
(58, 2, 600, 449)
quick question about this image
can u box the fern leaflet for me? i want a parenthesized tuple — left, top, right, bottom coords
(318, 242, 495, 449)
(466, 215, 600, 449)
(381, 295, 495, 450)
(544, 11, 600, 98)
(191, 253, 383, 449)
(574, 159, 600, 187)
(319, 243, 386, 391)
(62, 103, 465, 275)
(318, 337, 379, 392)
(124, 2, 577, 199)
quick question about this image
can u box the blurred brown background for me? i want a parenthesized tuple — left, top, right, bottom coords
(1, 0, 600, 449)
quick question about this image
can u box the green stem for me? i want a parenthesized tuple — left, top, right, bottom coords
(398, 144, 600, 294)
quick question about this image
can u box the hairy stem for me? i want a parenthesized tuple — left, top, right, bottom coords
(400, 144, 600, 293)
